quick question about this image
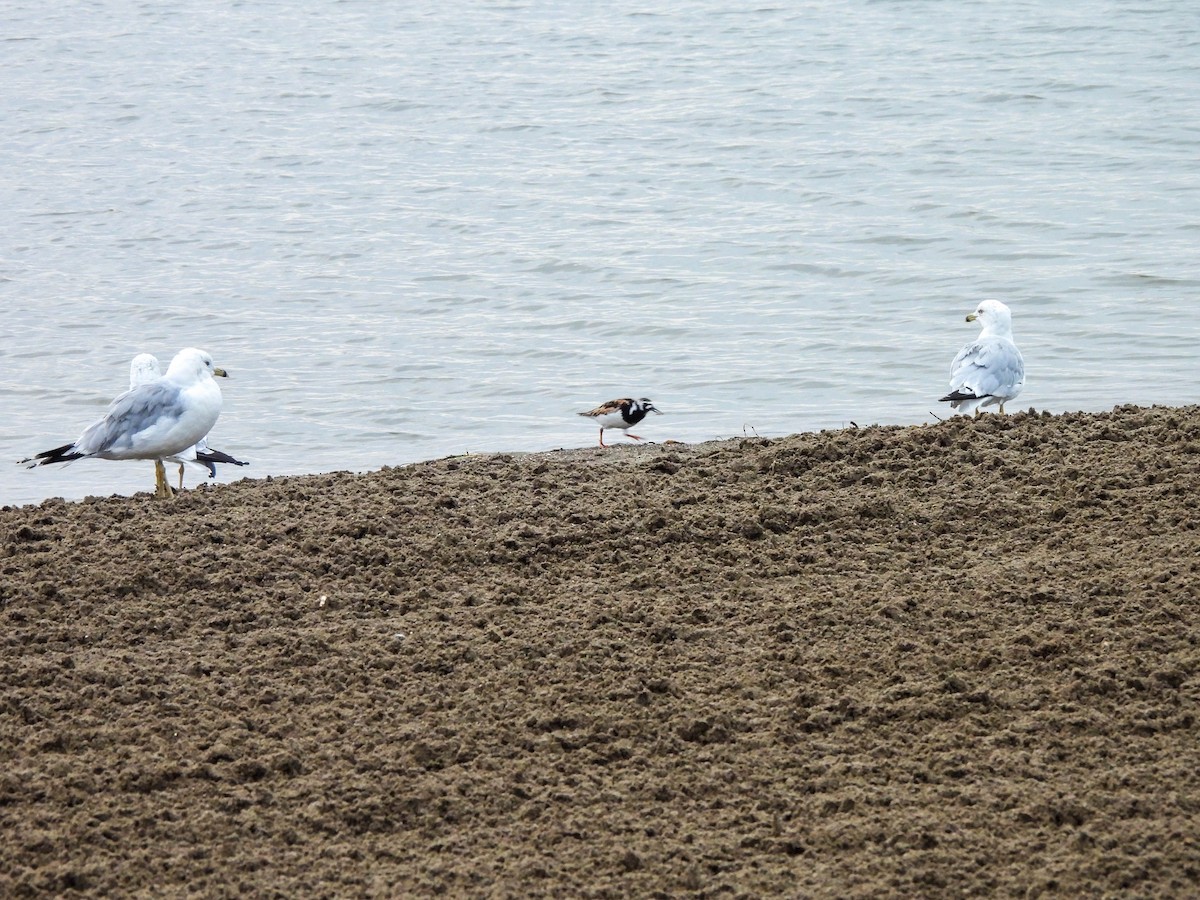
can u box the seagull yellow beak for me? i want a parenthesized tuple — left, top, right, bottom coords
(213, 367, 229, 378)
(965, 312, 978, 322)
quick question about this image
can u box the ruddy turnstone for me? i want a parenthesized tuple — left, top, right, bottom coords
(22, 348, 229, 499)
(578, 397, 662, 447)
(939, 299, 1025, 417)
(128, 353, 248, 491)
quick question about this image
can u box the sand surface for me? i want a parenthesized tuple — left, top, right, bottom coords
(2, 405, 1199, 897)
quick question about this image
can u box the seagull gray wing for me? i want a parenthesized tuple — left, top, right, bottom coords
(73, 381, 185, 456)
(949, 337, 1025, 398)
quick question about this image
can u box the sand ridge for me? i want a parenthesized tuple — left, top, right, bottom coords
(2, 404, 1199, 896)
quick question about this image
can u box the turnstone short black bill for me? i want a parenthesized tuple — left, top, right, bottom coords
(578, 397, 663, 447)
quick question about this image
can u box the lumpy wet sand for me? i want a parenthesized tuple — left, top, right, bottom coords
(2, 405, 1199, 897)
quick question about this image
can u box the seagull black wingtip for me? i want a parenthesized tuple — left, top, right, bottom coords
(22, 443, 84, 468)
(195, 448, 249, 468)
(939, 389, 980, 403)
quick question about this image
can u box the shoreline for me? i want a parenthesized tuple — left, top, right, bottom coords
(2, 403, 1199, 896)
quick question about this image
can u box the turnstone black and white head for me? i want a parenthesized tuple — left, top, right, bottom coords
(939, 299, 1025, 417)
(577, 397, 662, 447)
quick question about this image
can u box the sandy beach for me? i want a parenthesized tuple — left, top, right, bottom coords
(2, 404, 1199, 897)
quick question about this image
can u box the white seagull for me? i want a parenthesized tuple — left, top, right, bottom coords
(23, 348, 229, 498)
(128, 353, 247, 492)
(940, 300, 1025, 416)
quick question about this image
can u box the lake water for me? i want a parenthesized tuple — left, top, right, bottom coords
(3, 1, 1198, 507)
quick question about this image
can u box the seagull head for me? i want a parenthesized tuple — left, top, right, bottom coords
(166, 348, 228, 383)
(966, 300, 1014, 337)
(129, 353, 162, 388)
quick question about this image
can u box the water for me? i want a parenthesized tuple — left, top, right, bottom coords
(2, 1, 1198, 507)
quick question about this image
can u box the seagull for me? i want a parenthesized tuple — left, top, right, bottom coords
(577, 398, 663, 447)
(940, 300, 1025, 416)
(128, 353, 247, 492)
(23, 348, 228, 498)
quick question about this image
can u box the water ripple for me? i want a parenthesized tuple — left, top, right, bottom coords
(1, 0, 1197, 505)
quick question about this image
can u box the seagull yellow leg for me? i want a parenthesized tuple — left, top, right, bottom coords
(153, 460, 175, 499)
(177, 463, 185, 492)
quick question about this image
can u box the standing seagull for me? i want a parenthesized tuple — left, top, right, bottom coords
(23, 348, 228, 499)
(129, 353, 247, 492)
(940, 300, 1025, 416)
(578, 397, 662, 447)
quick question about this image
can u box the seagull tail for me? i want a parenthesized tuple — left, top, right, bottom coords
(195, 448, 249, 468)
(939, 389, 982, 403)
(20, 443, 84, 468)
